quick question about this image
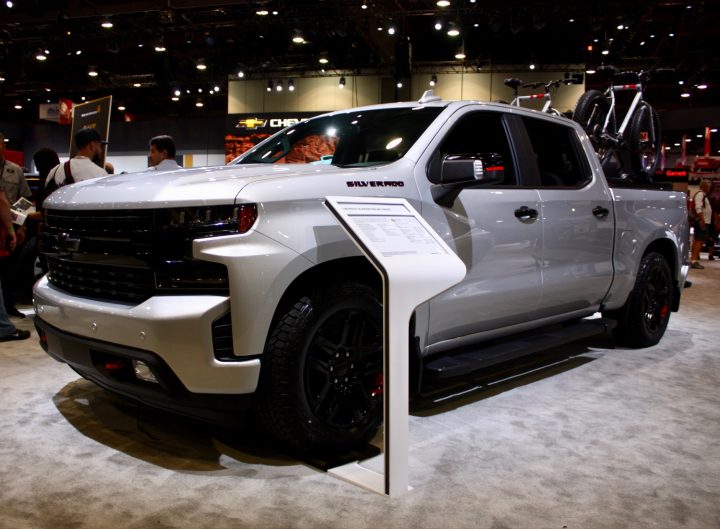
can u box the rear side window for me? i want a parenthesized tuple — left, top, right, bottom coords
(522, 117, 591, 188)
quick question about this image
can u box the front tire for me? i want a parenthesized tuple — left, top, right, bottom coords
(254, 283, 383, 453)
(628, 101, 661, 179)
(603, 252, 673, 347)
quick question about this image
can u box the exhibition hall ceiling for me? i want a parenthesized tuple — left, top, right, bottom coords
(0, 0, 718, 120)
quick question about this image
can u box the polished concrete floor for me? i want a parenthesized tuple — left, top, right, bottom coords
(1, 260, 719, 529)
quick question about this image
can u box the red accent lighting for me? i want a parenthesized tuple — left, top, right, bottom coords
(104, 361, 127, 371)
(238, 204, 258, 233)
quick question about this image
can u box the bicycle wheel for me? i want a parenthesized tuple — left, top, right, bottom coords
(628, 101, 661, 179)
(573, 90, 612, 151)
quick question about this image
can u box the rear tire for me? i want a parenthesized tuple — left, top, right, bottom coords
(254, 282, 383, 453)
(573, 90, 612, 152)
(628, 102, 661, 180)
(603, 252, 673, 348)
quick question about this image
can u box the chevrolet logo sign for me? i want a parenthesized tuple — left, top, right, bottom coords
(236, 118, 268, 130)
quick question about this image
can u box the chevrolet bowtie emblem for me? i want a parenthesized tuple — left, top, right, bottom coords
(236, 118, 267, 130)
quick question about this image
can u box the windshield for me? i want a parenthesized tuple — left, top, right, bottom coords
(234, 106, 443, 167)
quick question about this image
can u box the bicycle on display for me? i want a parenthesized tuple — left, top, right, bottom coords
(572, 65, 661, 182)
(504, 77, 579, 116)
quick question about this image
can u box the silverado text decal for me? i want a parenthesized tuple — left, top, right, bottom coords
(346, 181, 405, 187)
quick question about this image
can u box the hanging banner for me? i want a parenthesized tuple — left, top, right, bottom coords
(680, 134, 687, 166)
(705, 127, 712, 157)
(59, 99, 73, 124)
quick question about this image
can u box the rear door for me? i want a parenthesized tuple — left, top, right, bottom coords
(518, 115, 614, 317)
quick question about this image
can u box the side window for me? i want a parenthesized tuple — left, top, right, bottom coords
(431, 111, 516, 185)
(522, 117, 591, 188)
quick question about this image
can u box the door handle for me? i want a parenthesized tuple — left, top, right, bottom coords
(514, 206, 538, 221)
(592, 206, 610, 218)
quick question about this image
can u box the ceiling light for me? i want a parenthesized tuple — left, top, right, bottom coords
(640, 41, 645, 46)
(711, 129, 718, 133)
(529, 62, 536, 70)
(669, 32, 675, 37)
(118, 105, 126, 111)
(429, 74, 437, 87)
(133, 83, 141, 87)
(437, 0, 450, 6)
(339, 76, 346, 88)
(171, 96, 179, 101)
(14, 104, 22, 109)
(292, 31, 305, 44)
(88, 67, 98, 77)
(155, 44, 166, 52)
(617, 24, 624, 30)
(266, 80, 273, 92)
(174, 89, 181, 96)
(195, 100, 204, 107)
(434, 21, 443, 31)
(681, 92, 691, 98)
(288, 79, 295, 91)
(455, 49, 466, 60)
(76, 50, 82, 55)
(361, 1, 367, 9)
(602, 49, 610, 55)
(6, 1, 13, 7)
(696, 83, 708, 90)
(396, 81, 403, 88)
(678, 80, 685, 85)
(256, 9, 269, 16)
(319, 56, 329, 64)
(101, 18, 113, 29)
(196, 61, 207, 71)
(586, 69, 596, 74)
(276, 80, 283, 92)
(569, 18, 575, 23)
(238, 70, 245, 78)
(388, 25, 396, 35)
(81, 96, 86, 101)
(447, 23, 460, 37)
(214, 85, 220, 92)
(377, 18, 383, 31)
(35, 50, 47, 61)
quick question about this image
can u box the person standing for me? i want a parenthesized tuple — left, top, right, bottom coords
(0, 177, 30, 341)
(690, 180, 713, 269)
(0, 132, 33, 319)
(148, 135, 181, 171)
(0, 133, 32, 204)
(46, 128, 108, 188)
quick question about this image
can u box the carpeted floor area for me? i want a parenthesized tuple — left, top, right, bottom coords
(1, 261, 719, 529)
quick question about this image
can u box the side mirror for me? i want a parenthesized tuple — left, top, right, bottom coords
(433, 152, 505, 207)
(440, 153, 505, 186)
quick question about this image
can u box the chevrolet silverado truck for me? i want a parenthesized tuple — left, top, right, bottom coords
(34, 93, 689, 452)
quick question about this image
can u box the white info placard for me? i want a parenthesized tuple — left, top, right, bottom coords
(324, 196, 466, 497)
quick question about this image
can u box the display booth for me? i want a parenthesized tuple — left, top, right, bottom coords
(324, 196, 466, 497)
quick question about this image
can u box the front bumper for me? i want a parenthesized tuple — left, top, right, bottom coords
(33, 276, 261, 395)
(34, 317, 254, 425)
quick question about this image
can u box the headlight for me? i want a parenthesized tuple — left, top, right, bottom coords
(156, 203, 258, 238)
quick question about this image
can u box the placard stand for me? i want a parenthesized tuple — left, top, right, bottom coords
(324, 197, 466, 497)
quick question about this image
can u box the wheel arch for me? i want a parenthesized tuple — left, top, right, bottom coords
(264, 256, 424, 394)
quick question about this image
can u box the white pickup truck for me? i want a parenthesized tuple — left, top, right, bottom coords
(34, 94, 689, 452)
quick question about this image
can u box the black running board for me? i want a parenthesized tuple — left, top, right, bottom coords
(423, 318, 616, 379)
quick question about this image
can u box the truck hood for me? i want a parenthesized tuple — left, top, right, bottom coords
(44, 163, 347, 209)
